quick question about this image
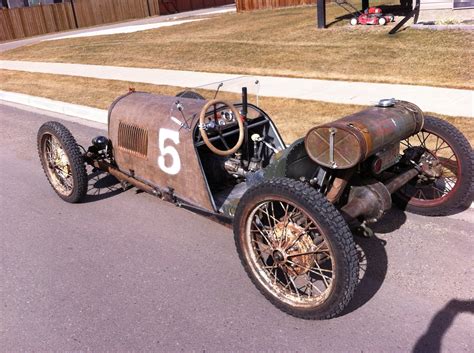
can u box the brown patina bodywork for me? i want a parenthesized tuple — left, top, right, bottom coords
(304, 101, 424, 169)
(100, 92, 428, 226)
(108, 91, 215, 212)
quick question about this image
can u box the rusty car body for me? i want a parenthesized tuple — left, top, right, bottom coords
(37, 86, 473, 320)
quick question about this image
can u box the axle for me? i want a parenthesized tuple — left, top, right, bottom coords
(341, 167, 419, 223)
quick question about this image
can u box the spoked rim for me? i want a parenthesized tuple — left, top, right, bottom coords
(41, 133, 74, 196)
(399, 130, 461, 206)
(243, 198, 335, 308)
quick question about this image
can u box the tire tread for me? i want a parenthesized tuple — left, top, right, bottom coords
(37, 121, 87, 203)
(395, 116, 473, 216)
(233, 178, 358, 320)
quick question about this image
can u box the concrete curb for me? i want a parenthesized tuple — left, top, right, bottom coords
(0, 90, 108, 124)
(411, 24, 474, 31)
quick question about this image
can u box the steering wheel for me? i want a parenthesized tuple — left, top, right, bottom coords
(199, 99, 244, 156)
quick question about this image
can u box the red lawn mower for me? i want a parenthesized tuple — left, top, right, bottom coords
(335, 0, 395, 26)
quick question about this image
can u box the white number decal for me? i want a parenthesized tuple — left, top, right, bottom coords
(158, 128, 181, 175)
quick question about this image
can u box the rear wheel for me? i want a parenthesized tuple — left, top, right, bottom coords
(350, 18, 358, 26)
(37, 121, 87, 203)
(378, 17, 387, 25)
(233, 178, 358, 319)
(394, 116, 473, 215)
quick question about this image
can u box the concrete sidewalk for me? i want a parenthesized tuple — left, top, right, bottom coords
(0, 60, 472, 117)
(45, 18, 209, 41)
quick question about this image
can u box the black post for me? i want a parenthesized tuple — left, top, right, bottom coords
(241, 86, 249, 163)
(389, 0, 419, 35)
(317, 0, 326, 29)
(362, 0, 369, 11)
(241, 87, 248, 118)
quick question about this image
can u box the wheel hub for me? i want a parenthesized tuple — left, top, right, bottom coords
(418, 152, 443, 181)
(53, 143, 70, 175)
(273, 250, 285, 263)
(272, 221, 315, 276)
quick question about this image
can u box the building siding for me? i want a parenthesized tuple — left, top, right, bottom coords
(420, 0, 474, 9)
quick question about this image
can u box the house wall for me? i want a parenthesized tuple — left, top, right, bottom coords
(2, 0, 61, 8)
(29, 0, 60, 5)
(6, 0, 27, 8)
(419, 0, 474, 9)
(419, 0, 452, 9)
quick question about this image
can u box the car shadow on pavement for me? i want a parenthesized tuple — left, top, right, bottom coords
(342, 207, 407, 315)
(342, 234, 388, 315)
(371, 207, 408, 234)
(82, 169, 123, 203)
(395, 197, 472, 216)
(412, 299, 474, 353)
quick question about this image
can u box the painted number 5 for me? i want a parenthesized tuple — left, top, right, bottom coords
(158, 128, 181, 175)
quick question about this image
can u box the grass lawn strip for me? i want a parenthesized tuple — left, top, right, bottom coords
(1, 4, 472, 90)
(1, 69, 472, 145)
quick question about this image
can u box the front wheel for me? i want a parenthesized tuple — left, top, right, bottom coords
(378, 17, 387, 25)
(37, 121, 87, 203)
(233, 178, 358, 319)
(350, 18, 358, 26)
(394, 116, 473, 215)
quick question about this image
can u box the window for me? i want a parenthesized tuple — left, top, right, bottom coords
(453, 0, 474, 8)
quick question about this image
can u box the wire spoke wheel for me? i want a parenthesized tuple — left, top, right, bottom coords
(395, 116, 472, 215)
(43, 135, 74, 196)
(234, 178, 358, 320)
(400, 131, 458, 203)
(247, 200, 335, 306)
(37, 121, 87, 203)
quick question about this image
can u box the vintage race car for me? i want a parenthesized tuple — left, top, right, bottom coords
(37, 87, 473, 319)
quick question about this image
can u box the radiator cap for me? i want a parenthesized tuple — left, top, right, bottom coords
(377, 98, 396, 107)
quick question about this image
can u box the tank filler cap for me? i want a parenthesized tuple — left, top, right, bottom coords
(377, 98, 396, 107)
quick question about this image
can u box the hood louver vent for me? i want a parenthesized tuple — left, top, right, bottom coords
(118, 122, 148, 158)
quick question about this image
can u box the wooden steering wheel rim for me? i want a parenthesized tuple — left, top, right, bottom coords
(198, 99, 244, 156)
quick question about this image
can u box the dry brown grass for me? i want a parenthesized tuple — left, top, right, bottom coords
(1, 69, 472, 145)
(1, 4, 473, 89)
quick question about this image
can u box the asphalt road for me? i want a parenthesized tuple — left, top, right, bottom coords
(1, 103, 473, 352)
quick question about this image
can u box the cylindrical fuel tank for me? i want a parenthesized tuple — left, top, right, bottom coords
(304, 100, 424, 169)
